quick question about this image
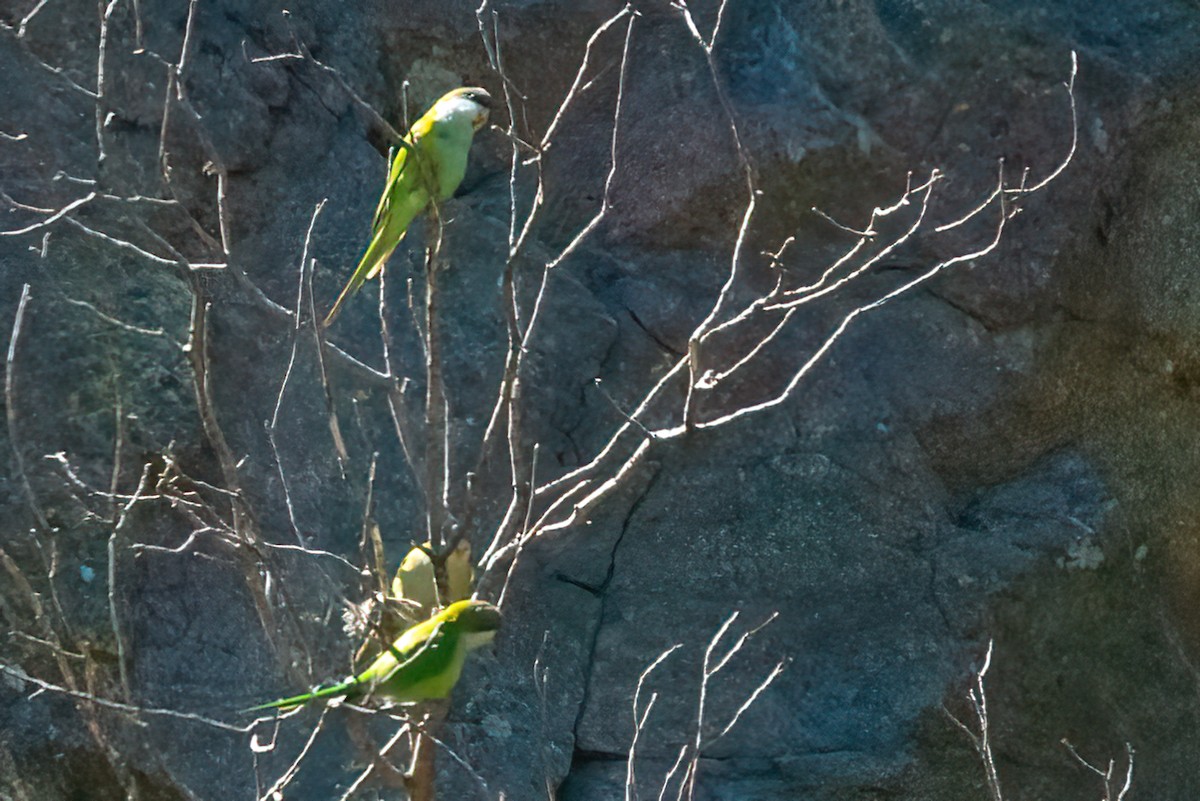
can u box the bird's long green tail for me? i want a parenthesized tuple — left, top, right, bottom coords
(244, 677, 359, 713)
(322, 229, 402, 328)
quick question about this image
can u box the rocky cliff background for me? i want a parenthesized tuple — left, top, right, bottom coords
(3, 1, 1200, 799)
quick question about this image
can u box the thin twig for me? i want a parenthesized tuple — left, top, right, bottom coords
(626, 643, 682, 801)
(0, 664, 253, 733)
(6, 284, 50, 531)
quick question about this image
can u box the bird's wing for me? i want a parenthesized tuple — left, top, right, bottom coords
(368, 140, 408, 237)
(366, 618, 460, 701)
(369, 114, 438, 236)
(322, 116, 442, 327)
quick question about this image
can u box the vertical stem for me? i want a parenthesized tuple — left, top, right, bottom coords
(424, 245, 448, 556)
(407, 733, 435, 801)
(405, 704, 447, 801)
(7, 284, 51, 532)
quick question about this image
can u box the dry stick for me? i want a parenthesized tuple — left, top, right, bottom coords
(680, 612, 738, 800)
(400, 702, 496, 801)
(265, 14, 402, 144)
(944, 639, 1003, 801)
(494, 443, 540, 608)
(492, 9, 744, 563)
(475, 3, 630, 459)
(675, 0, 754, 431)
(130, 0, 143, 49)
(304, 268, 351, 475)
(483, 358, 690, 570)
(701, 172, 941, 390)
(6, 285, 50, 532)
(381, 268, 426, 501)
(403, 713, 493, 801)
(4, 291, 74, 654)
(631, 612, 783, 801)
(682, 195, 755, 427)
(754, 50, 1073, 315)
(262, 281, 368, 670)
(709, 171, 916, 335)
(184, 280, 299, 675)
(337, 721, 413, 801)
(0, 663, 253, 734)
(1061, 740, 1135, 801)
(149, 0, 224, 253)
(256, 708, 332, 801)
(534, 436, 652, 541)
(657, 746, 689, 801)
(269, 202, 327, 546)
(62, 215, 191, 268)
(358, 454, 387, 598)
(153, 13, 347, 686)
(491, 11, 532, 258)
(404, 705, 442, 801)
(405, 274, 429, 360)
(470, 15, 537, 570)
(626, 643, 682, 801)
(678, 612, 784, 801)
(476, 9, 637, 580)
(16, 0, 51, 37)
(473, 9, 530, 553)
(407, 208, 452, 801)
(0, 187, 196, 267)
(686, 176, 1017, 434)
(66, 295, 167, 337)
(387, 384, 425, 504)
(531, 630, 559, 797)
(423, 228, 450, 557)
(95, 0, 120, 165)
(108, 463, 154, 704)
(707, 645, 786, 743)
(0, 550, 78, 701)
(0, 192, 98, 237)
(0, 21, 98, 97)
(289, 205, 350, 474)
(184, 285, 249, 538)
(522, 81, 1053, 542)
(268, 200, 342, 548)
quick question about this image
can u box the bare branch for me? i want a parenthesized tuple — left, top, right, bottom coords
(64, 297, 168, 337)
(0, 22, 99, 97)
(0, 663, 252, 733)
(6, 284, 50, 532)
(256, 708, 332, 801)
(336, 720, 412, 801)
(1062, 739, 1136, 801)
(626, 643, 682, 801)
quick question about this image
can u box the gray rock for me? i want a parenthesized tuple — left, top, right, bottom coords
(3, 1, 1200, 800)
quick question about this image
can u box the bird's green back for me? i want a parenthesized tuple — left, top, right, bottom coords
(352, 614, 462, 702)
(368, 111, 476, 243)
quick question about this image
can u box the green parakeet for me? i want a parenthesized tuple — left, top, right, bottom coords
(248, 599, 501, 711)
(392, 539, 474, 621)
(323, 86, 493, 327)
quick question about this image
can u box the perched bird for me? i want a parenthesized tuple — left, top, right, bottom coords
(392, 539, 474, 621)
(248, 599, 501, 711)
(323, 86, 493, 327)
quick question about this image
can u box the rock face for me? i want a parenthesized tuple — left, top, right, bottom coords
(2, 1, 1200, 799)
